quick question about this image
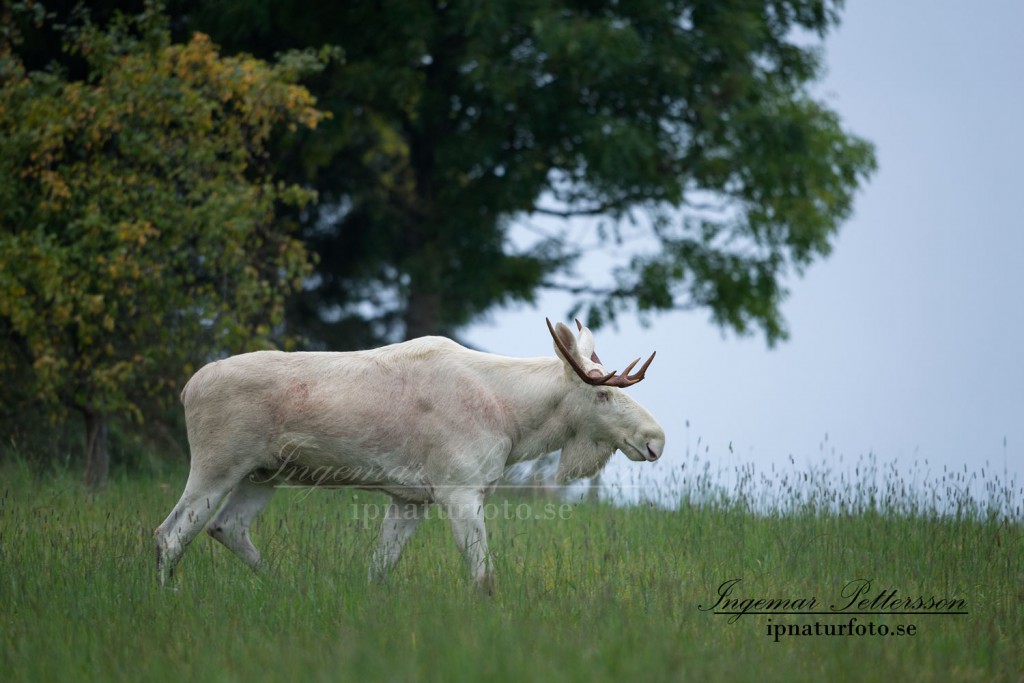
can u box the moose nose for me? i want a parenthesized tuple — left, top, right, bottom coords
(645, 440, 663, 462)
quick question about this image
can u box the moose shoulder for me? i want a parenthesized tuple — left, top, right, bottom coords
(155, 319, 665, 593)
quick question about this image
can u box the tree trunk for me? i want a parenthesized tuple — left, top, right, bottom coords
(404, 285, 443, 340)
(83, 408, 110, 490)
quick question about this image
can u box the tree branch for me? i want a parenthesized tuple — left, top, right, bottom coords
(540, 280, 620, 296)
(531, 203, 622, 219)
(541, 279, 700, 312)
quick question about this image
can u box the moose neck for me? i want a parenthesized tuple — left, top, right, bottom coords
(465, 353, 592, 464)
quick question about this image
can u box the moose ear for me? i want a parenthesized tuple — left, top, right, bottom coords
(551, 321, 578, 361)
(576, 326, 597, 363)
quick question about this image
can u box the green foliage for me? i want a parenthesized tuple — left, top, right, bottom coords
(0, 5, 326, 424)
(180, 0, 876, 345)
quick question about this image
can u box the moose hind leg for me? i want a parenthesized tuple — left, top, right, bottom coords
(154, 468, 238, 586)
(206, 477, 276, 571)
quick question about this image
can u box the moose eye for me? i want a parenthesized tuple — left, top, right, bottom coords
(596, 390, 611, 403)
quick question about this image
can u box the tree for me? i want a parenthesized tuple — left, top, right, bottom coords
(0, 4, 326, 486)
(178, 0, 876, 347)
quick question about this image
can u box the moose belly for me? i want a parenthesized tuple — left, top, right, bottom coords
(254, 431, 431, 495)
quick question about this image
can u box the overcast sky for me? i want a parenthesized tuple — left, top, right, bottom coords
(464, 0, 1024, 507)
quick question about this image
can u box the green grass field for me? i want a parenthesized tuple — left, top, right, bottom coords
(1, 457, 1021, 682)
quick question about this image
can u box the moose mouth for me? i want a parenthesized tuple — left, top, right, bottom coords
(624, 441, 662, 462)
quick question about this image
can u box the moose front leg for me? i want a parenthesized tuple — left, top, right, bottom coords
(442, 488, 494, 595)
(369, 496, 428, 583)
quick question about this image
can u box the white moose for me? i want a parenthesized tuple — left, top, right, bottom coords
(155, 318, 665, 592)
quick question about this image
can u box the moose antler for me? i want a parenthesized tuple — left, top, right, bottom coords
(547, 318, 655, 388)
